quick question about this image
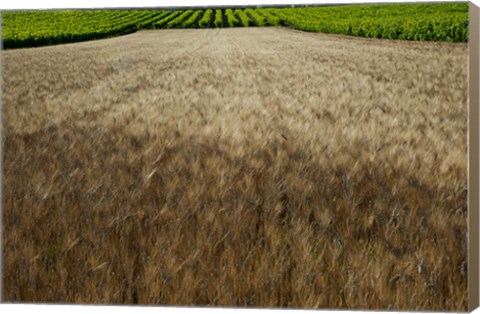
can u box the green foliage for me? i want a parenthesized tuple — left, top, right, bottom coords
(2, 3, 468, 49)
(182, 10, 203, 28)
(152, 10, 182, 29)
(2, 10, 166, 48)
(198, 9, 213, 28)
(166, 10, 194, 29)
(255, 9, 281, 26)
(267, 2, 468, 42)
(225, 9, 239, 27)
(214, 9, 223, 28)
(137, 11, 170, 29)
(245, 9, 268, 26)
(234, 9, 251, 27)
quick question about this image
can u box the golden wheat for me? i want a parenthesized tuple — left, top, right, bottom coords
(1, 28, 468, 310)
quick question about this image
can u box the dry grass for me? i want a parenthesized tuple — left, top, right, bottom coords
(1, 28, 468, 310)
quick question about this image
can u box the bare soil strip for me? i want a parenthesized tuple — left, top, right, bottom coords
(2, 28, 468, 310)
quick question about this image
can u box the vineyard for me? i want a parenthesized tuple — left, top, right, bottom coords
(2, 2, 468, 49)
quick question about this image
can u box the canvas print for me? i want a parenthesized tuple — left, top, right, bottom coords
(1, 2, 471, 311)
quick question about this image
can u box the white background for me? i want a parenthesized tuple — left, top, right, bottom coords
(0, 1, 479, 314)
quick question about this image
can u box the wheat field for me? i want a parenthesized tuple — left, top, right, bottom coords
(1, 28, 468, 310)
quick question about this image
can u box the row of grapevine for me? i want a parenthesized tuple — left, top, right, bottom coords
(198, 9, 213, 28)
(165, 10, 194, 29)
(2, 3, 469, 49)
(225, 9, 240, 27)
(234, 9, 251, 27)
(182, 10, 203, 28)
(255, 9, 282, 26)
(244, 9, 269, 26)
(3, 10, 170, 48)
(137, 11, 170, 29)
(214, 10, 223, 28)
(152, 11, 182, 28)
(263, 3, 468, 42)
